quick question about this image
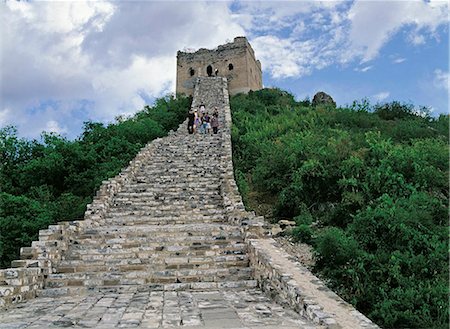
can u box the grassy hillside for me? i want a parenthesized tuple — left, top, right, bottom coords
(0, 95, 191, 269)
(230, 89, 449, 329)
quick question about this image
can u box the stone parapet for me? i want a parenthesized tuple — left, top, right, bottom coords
(247, 239, 379, 328)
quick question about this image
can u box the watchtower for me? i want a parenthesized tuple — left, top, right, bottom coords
(176, 37, 262, 96)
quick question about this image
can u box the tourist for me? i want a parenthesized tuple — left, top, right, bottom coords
(211, 112, 219, 134)
(199, 113, 206, 134)
(194, 110, 200, 134)
(204, 112, 211, 134)
(187, 110, 195, 134)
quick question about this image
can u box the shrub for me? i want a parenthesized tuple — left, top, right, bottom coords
(230, 89, 449, 328)
(291, 224, 313, 244)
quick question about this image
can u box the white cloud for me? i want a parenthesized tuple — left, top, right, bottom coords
(242, 0, 447, 79)
(91, 55, 176, 119)
(245, 1, 351, 79)
(1, 1, 244, 138)
(373, 91, 390, 102)
(408, 32, 426, 46)
(45, 120, 67, 135)
(0, 101, 80, 139)
(355, 65, 373, 72)
(392, 57, 406, 64)
(433, 69, 449, 91)
(347, 0, 448, 62)
(251, 36, 305, 78)
(0, 108, 12, 126)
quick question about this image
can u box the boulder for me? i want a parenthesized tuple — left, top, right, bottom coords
(278, 220, 296, 229)
(312, 91, 336, 108)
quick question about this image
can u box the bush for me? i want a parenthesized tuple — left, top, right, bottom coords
(230, 89, 449, 328)
(291, 224, 313, 244)
(374, 101, 418, 120)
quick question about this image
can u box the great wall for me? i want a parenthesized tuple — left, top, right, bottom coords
(0, 76, 378, 328)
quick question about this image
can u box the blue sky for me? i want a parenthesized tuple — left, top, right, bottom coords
(1, 0, 448, 140)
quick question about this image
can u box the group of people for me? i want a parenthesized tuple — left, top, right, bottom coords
(187, 104, 219, 135)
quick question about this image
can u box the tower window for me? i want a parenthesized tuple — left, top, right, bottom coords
(189, 68, 195, 76)
(207, 65, 213, 77)
(228, 63, 234, 70)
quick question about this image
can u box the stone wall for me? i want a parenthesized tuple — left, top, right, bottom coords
(176, 37, 262, 96)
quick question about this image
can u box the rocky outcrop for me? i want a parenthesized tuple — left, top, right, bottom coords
(312, 91, 336, 107)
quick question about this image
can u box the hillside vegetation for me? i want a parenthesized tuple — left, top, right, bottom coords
(0, 95, 191, 269)
(230, 89, 449, 329)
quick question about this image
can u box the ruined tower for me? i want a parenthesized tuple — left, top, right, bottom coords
(176, 36, 262, 96)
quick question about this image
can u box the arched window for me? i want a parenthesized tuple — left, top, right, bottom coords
(228, 63, 234, 71)
(207, 65, 213, 77)
(189, 68, 195, 76)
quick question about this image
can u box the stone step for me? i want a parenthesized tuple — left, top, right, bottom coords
(118, 188, 221, 195)
(55, 254, 249, 272)
(67, 234, 246, 247)
(110, 201, 223, 209)
(107, 208, 224, 216)
(72, 235, 242, 244)
(121, 179, 222, 188)
(116, 187, 221, 195)
(149, 144, 222, 151)
(109, 202, 223, 211)
(106, 214, 226, 222)
(103, 216, 228, 225)
(37, 280, 258, 297)
(111, 199, 223, 206)
(65, 243, 247, 260)
(132, 168, 221, 174)
(45, 267, 253, 288)
(68, 238, 245, 252)
(150, 143, 223, 151)
(73, 231, 243, 241)
(114, 192, 222, 198)
(135, 161, 222, 167)
(77, 223, 241, 235)
(134, 165, 223, 172)
(114, 192, 222, 199)
(107, 207, 225, 216)
(113, 195, 220, 202)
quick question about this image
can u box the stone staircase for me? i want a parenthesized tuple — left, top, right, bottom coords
(0, 77, 379, 329)
(38, 77, 257, 297)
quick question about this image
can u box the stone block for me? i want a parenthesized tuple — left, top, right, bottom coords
(0, 286, 13, 297)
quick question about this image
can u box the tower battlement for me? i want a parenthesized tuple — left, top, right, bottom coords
(176, 37, 262, 96)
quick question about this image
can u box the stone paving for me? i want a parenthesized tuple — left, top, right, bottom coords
(0, 288, 320, 328)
